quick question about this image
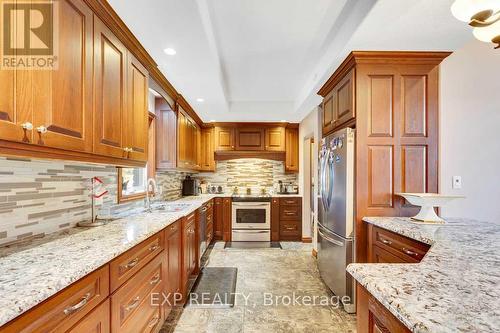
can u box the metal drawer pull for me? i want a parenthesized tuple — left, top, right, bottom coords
(201, 207, 208, 212)
(149, 244, 159, 252)
(402, 248, 417, 256)
(380, 238, 392, 245)
(285, 227, 295, 230)
(150, 274, 161, 285)
(285, 212, 295, 215)
(148, 315, 160, 328)
(124, 258, 139, 269)
(63, 293, 91, 315)
(125, 296, 140, 311)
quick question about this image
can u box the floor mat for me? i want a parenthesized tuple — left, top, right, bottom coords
(186, 267, 238, 308)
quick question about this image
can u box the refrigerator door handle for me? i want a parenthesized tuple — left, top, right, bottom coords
(326, 151, 335, 209)
(320, 150, 330, 210)
(318, 228, 344, 247)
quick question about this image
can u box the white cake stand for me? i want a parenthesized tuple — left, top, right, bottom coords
(396, 193, 465, 224)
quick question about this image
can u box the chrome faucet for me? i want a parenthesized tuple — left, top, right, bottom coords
(145, 178, 158, 212)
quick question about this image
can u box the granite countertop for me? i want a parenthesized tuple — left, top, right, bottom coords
(0, 194, 217, 327)
(347, 217, 500, 333)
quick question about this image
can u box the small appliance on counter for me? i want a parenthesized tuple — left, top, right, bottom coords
(276, 181, 299, 195)
(182, 175, 200, 196)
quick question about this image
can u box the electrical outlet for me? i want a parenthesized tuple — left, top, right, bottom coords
(452, 176, 462, 189)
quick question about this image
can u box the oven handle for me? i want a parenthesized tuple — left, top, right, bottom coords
(232, 203, 270, 208)
(232, 230, 269, 233)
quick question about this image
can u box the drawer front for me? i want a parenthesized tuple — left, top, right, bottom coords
(110, 233, 164, 292)
(279, 197, 301, 206)
(2, 266, 109, 333)
(164, 220, 181, 239)
(279, 205, 301, 221)
(372, 245, 407, 264)
(116, 283, 163, 333)
(280, 221, 300, 237)
(372, 226, 429, 263)
(68, 299, 110, 333)
(111, 253, 165, 333)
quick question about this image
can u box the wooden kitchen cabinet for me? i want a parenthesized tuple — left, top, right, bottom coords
(177, 109, 199, 170)
(93, 17, 128, 160)
(164, 221, 182, 313)
(265, 127, 286, 151)
(235, 127, 265, 151)
(181, 213, 197, 296)
(222, 197, 232, 242)
(357, 284, 410, 333)
(215, 127, 235, 151)
(200, 127, 215, 171)
(285, 128, 299, 173)
(271, 198, 280, 241)
(155, 99, 177, 169)
(68, 299, 110, 333)
(279, 197, 302, 241)
(213, 198, 224, 240)
(367, 224, 430, 264)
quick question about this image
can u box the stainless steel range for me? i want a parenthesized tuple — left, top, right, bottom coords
(231, 196, 271, 241)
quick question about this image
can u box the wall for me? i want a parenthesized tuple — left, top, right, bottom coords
(197, 159, 298, 195)
(0, 157, 189, 246)
(439, 39, 500, 222)
(298, 107, 320, 243)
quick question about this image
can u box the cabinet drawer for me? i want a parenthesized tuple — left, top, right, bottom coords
(186, 212, 196, 224)
(372, 245, 407, 264)
(165, 220, 181, 238)
(279, 205, 301, 221)
(280, 222, 300, 235)
(279, 197, 301, 206)
(110, 233, 164, 292)
(68, 298, 110, 333)
(371, 226, 430, 263)
(111, 253, 165, 333)
(2, 266, 109, 333)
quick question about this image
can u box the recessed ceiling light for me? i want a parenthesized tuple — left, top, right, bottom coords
(280, 120, 287, 122)
(163, 48, 176, 56)
(196, 98, 204, 102)
(209, 119, 216, 122)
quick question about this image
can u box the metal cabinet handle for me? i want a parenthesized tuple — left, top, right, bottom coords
(21, 122, 33, 130)
(285, 212, 295, 215)
(201, 207, 208, 212)
(149, 244, 159, 252)
(402, 248, 417, 256)
(125, 296, 140, 311)
(285, 227, 295, 230)
(63, 293, 91, 315)
(36, 125, 47, 134)
(150, 274, 161, 285)
(124, 258, 139, 269)
(148, 315, 160, 328)
(380, 238, 392, 245)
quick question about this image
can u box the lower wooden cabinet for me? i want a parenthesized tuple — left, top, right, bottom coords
(164, 220, 182, 314)
(0, 266, 109, 333)
(356, 284, 410, 333)
(222, 197, 232, 242)
(278, 197, 302, 241)
(68, 299, 110, 333)
(213, 197, 224, 240)
(181, 213, 197, 296)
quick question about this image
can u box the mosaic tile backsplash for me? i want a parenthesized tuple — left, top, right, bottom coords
(197, 158, 298, 194)
(0, 157, 189, 246)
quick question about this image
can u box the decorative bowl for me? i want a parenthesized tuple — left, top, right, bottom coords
(396, 193, 465, 223)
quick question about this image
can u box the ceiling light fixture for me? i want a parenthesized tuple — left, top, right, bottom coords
(163, 48, 176, 55)
(196, 98, 205, 102)
(209, 119, 216, 123)
(451, 0, 500, 48)
(280, 120, 287, 123)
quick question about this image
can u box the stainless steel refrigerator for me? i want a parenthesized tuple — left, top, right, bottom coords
(317, 127, 355, 313)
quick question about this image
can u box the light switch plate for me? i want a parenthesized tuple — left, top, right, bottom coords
(452, 176, 462, 189)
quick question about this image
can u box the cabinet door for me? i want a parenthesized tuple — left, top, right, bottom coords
(33, 0, 93, 152)
(68, 299, 110, 333)
(214, 198, 223, 239)
(235, 127, 265, 151)
(165, 222, 182, 298)
(285, 128, 299, 172)
(215, 127, 234, 151)
(177, 110, 188, 167)
(322, 90, 336, 135)
(0, 1, 33, 144)
(265, 127, 285, 151)
(93, 18, 128, 158)
(222, 198, 232, 241)
(156, 102, 177, 169)
(271, 198, 280, 241)
(335, 68, 355, 126)
(124, 54, 149, 162)
(200, 127, 215, 171)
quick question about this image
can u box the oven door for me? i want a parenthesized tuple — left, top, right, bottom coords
(232, 202, 271, 229)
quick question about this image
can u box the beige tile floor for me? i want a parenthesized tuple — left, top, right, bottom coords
(160, 242, 356, 333)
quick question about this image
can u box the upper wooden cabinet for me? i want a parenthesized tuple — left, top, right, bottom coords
(215, 127, 235, 151)
(177, 108, 199, 170)
(200, 127, 215, 171)
(320, 68, 354, 135)
(93, 17, 128, 159)
(124, 55, 149, 162)
(155, 99, 177, 170)
(285, 128, 299, 173)
(265, 127, 286, 151)
(235, 127, 265, 151)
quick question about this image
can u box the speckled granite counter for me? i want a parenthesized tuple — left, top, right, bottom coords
(347, 217, 500, 333)
(0, 194, 217, 327)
